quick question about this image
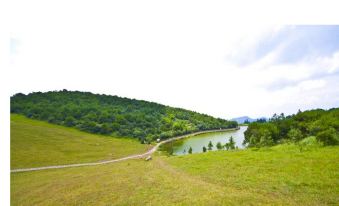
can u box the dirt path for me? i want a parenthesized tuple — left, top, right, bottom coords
(11, 127, 239, 173)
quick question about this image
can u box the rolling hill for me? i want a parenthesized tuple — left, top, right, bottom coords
(11, 90, 237, 143)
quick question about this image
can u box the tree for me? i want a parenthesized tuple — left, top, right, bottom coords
(188, 146, 193, 154)
(202, 146, 207, 152)
(259, 130, 274, 147)
(316, 127, 339, 146)
(287, 128, 303, 142)
(216, 142, 223, 150)
(208, 141, 213, 150)
(100, 123, 113, 134)
(9, 90, 238, 141)
(64, 116, 76, 127)
(224, 143, 229, 150)
(228, 136, 235, 149)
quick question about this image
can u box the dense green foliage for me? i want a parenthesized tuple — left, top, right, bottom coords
(244, 108, 339, 147)
(11, 90, 237, 142)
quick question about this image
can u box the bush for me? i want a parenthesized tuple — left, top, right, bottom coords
(216, 142, 223, 150)
(202, 146, 207, 152)
(316, 127, 339, 146)
(188, 147, 193, 154)
(287, 128, 303, 142)
(208, 141, 213, 150)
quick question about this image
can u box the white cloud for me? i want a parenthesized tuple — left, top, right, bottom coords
(6, 1, 339, 119)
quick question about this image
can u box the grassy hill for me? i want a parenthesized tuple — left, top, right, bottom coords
(10, 90, 237, 143)
(10, 91, 338, 205)
(244, 108, 339, 147)
(11, 144, 339, 205)
(11, 114, 150, 169)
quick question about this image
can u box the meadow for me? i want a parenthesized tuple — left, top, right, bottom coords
(10, 114, 339, 205)
(11, 114, 150, 169)
(11, 144, 339, 205)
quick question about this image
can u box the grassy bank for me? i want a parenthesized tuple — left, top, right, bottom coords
(11, 143, 338, 205)
(163, 144, 339, 205)
(11, 114, 150, 169)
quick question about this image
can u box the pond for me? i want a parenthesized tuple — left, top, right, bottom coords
(160, 126, 248, 155)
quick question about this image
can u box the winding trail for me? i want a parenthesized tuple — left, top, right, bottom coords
(11, 127, 239, 173)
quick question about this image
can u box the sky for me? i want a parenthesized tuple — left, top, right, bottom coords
(7, 1, 339, 119)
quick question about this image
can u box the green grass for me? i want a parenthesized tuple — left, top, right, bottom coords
(11, 143, 339, 205)
(11, 114, 338, 205)
(163, 145, 339, 205)
(11, 114, 150, 169)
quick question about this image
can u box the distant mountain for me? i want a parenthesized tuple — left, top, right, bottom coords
(231, 116, 256, 124)
(231, 116, 267, 124)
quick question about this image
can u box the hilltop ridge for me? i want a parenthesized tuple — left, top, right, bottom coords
(11, 90, 237, 142)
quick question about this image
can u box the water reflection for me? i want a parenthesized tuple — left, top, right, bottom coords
(161, 126, 247, 155)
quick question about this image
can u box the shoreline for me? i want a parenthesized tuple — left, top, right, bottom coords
(11, 126, 240, 173)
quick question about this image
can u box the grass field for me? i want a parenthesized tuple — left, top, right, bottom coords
(11, 114, 150, 169)
(11, 143, 339, 205)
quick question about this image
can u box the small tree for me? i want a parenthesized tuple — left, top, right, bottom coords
(228, 136, 236, 150)
(316, 127, 339, 146)
(216, 142, 223, 150)
(288, 128, 303, 142)
(202, 146, 207, 152)
(287, 128, 304, 151)
(224, 143, 230, 150)
(64, 116, 76, 127)
(259, 132, 274, 147)
(208, 141, 213, 150)
(188, 147, 193, 154)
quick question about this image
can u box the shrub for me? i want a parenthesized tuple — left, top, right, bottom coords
(316, 127, 339, 146)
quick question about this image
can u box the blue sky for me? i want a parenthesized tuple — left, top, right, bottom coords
(230, 26, 339, 66)
(228, 25, 339, 89)
(8, 2, 339, 118)
(223, 25, 339, 117)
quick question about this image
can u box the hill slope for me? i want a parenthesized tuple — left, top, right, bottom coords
(11, 114, 150, 169)
(11, 145, 339, 205)
(244, 108, 339, 147)
(11, 90, 237, 142)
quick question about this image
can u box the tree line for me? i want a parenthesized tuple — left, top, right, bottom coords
(10, 90, 238, 143)
(243, 108, 339, 147)
(187, 137, 237, 154)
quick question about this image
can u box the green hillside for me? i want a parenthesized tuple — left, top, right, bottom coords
(11, 114, 150, 169)
(244, 108, 339, 147)
(10, 91, 339, 205)
(10, 90, 237, 143)
(11, 144, 339, 205)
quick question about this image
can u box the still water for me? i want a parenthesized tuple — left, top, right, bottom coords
(161, 126, 248, 155)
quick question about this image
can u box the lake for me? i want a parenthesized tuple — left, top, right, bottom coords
(161, 126, 248, 155)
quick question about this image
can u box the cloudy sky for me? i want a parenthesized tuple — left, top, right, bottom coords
(8, 1, 339, 119)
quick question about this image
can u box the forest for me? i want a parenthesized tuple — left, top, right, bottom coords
(10, 90, 238, 143)
(244, 108, 339, 147)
